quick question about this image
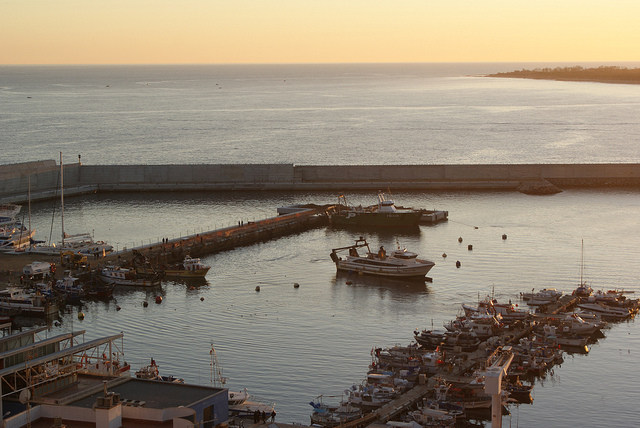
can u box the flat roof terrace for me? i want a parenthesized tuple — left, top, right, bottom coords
(67, 377, 224, 409)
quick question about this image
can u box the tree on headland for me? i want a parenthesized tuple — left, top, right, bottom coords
(487, 66, 640, 84)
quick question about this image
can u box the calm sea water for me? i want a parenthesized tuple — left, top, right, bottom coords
(2, 64, 640, 427)
(2, 62, 640, 165)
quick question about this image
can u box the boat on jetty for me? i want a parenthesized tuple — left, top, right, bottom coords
(503, 379, 534, 404)
(309, 396, 363, 427)
(409, 400, 461, 426)
(0, 204, 22, 226)
(413, 329, 481, 352)
(463, 297, 529, 322)
(576, 302, 634, 320)
(0, 206, 36, 253)
(135, 358, 184, 383)
(345, 384, 398, 409)
(330, 237, 435, 279)
(521, 288, 563, 306)
(0, 286, 57, 316)
(53, 275, 85, 302)
(227, 388, 276, 419)
(98, 266, 162, 287)
(60, 232, 114, 256)
(536, 324, 590, 350)
(328, 193, 423, 228)
(163, 255, 211, 278)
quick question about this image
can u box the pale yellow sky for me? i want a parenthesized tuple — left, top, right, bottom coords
(1, 0, 638, 65)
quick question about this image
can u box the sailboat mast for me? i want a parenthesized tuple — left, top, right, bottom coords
(580, 239, 584, 285)
(28, 175, 31, 233)
(60, 152, 65, 247)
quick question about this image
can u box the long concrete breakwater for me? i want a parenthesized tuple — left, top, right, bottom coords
(2, 161, 640, 203)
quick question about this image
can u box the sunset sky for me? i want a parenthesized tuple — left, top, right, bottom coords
(2, 0, 638, 65)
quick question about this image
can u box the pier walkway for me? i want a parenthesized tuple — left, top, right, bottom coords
(0, 207, 330, 282)
(100, 207, 330, 267)
(229, 383, 434, 428)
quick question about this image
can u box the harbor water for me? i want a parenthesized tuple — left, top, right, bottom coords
(19, 188, 640, 427)
(2, 63, 640, 426)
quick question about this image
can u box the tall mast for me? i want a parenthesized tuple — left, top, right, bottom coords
(28, 175, 31, 232)
(580, 239, 584, 285)
(210, 344, 227, 388)
(60, 152, 65, 247)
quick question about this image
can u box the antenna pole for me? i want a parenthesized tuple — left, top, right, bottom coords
(60, 152, 65, 246)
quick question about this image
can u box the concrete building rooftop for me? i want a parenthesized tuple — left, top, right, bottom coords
(67, 377, 223, 409)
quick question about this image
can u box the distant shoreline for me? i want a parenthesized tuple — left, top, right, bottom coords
(487, 66, 640, 85)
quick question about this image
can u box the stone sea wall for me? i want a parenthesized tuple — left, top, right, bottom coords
(1, 161, 639, 203)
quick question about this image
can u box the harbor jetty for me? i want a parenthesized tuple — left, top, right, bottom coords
(2, 161, 640, 204)
(0, 207, 330, 282)
(106, 207, 330, 267)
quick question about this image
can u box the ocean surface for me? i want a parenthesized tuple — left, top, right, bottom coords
(2, 63, 640, 427)
(2, 62, 640, 166)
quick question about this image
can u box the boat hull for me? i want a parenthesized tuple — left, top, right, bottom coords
(164, 267, 210, 278)
(335, 259, 434, 278)
(576, 303, 632, 319)
(99, 276, 161, 287)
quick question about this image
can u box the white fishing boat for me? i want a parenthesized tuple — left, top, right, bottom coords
(538, 325, 590, 348)
(587, 289, 625, 304)
(328, 193, 423, 228)
(330, 237, 435, 279)
(228, 391, 276, 419)
(576, 302, 633, 320)
(521, 288, 563, 301)
(556, 313, 602, 335)
(409, 403, 459, 426)
(345, 384, 397, 409)
(0, 286, 56, 315)
(0, 204, 22, 226)
(135, 358, 184, 383)
(463, 298, 529, 322)
(98, 266, 162, 287)
(310, 399, 363, 428)
(61, 232, 114, 256)
(522, 288, 563, 306)
(0, 219, 36, 252)
(164, 255, 211, 278)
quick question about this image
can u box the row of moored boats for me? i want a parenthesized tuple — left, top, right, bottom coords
(309, 283, 637, 427)
(1, 254, 212, 320)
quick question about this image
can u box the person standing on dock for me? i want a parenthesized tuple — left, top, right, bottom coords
(270, 410, 276, 423)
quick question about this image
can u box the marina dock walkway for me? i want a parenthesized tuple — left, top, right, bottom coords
(99, 207, 330, 268)
(228, 384, 433, 428)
